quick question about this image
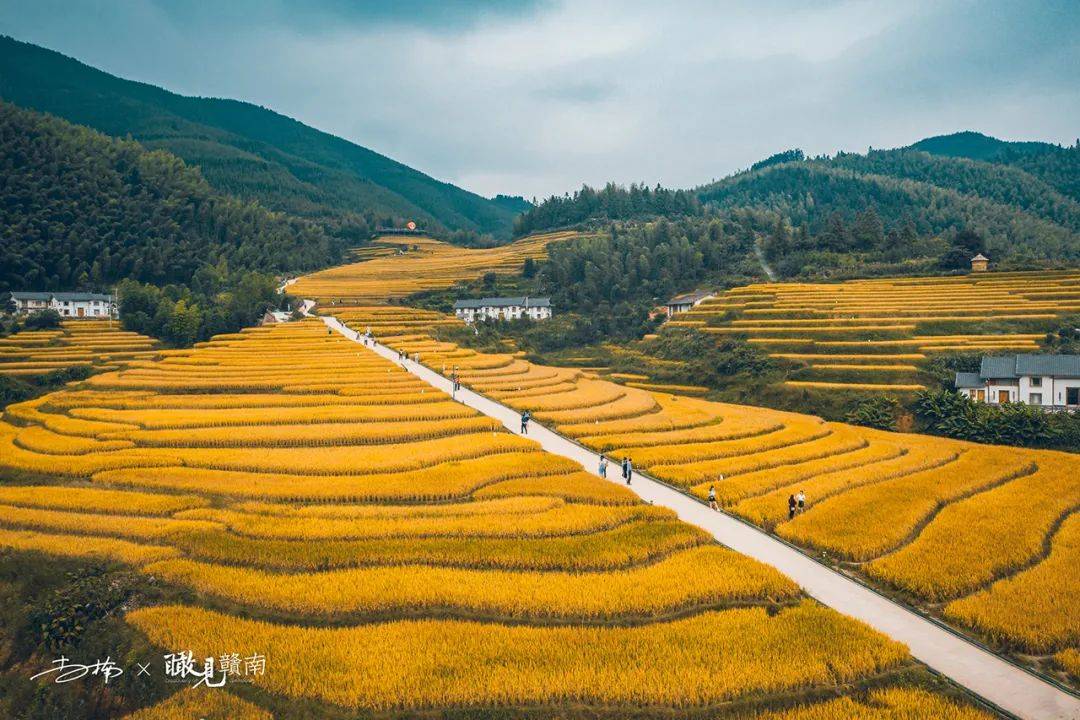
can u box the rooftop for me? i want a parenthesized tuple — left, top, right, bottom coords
(979, 354, 1080, 380)
(954, 371, 983, 388)
(453, 296, 551, 309)
(8, 291, 114, 302)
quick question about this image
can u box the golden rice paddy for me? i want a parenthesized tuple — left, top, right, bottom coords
(0, 319, 161, 376)
(667, 270, 1080, 390)
(334, 303, 1079, 687)
(0, 317, 998, 717)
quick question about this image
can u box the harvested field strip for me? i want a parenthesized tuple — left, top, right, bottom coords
(0, 504, 220, 540)
(777, 447, 1036, 560)
(73, 401, 476, 428)
(110, 417, 496, 447)
(92, 453, 581, 502)
(866, 453, 1080, 600)
(172, 520, 708, 572)
(125, 432, 537, 476)
(144, 545, 798, 620)
(784, 381, 926, 391)
(731, 442, 961, 528)
(577, 415, 780, 453)
(644, 423, 864, 482)
(697, 440, 905, 506)
(945, 513, 1080, 653)
(0, 485, 207, 515)
(176, 503, 673, 540)
(608, 418, 833, 467)
(0, 527, 179, 566)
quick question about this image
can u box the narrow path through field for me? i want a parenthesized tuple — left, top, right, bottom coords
(320, 314, 1079, 720)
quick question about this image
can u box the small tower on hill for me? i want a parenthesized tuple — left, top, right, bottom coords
(970, 253, 989, 272)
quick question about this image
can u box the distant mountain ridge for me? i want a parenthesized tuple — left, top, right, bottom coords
(908, 131, 1060, 162)
(691, 131, 1080, 262)
(0, 35, 518, 238)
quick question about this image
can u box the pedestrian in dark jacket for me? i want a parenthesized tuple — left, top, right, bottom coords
(625, 457, 633, 485)
(788, 494, 797, 521)
(520, 410, 531, 434)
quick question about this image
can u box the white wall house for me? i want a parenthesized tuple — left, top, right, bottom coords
(664, 290, 715, 318)
(5, 292, 117, 318)
(453, 296, 552, 323)
(955, 354, 1080, 409)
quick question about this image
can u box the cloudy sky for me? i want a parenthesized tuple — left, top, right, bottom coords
(2, 0, 1078, 199)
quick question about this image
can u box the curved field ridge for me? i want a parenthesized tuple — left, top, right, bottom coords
(333, 304, 1080, 674)
(0, 319, 982, 716)
(675, 269, 1080, 390)
(127, 602, 907, 709)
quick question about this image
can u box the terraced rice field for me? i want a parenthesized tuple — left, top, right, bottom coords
(0, 320, 162, 376)
(289, 230, 578, 302)
(0, 320, 990, 718)
(666, 269, 1080, 390)
(338, 305, 1080, 685)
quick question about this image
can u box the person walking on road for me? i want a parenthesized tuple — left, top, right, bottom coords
(620, 457, 629, 480)
(796, 490, 806, 514)
(707, 485, 718, 510)
(625, 457, 633, 485)
(598, 455, 608, 478)
(788, 494, 797, 521)
(520, 410, 531, 434)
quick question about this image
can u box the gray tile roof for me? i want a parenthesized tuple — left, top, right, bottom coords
(52, 292, 114, 302)
(453, 296, 551, 310)
(954, 371, 983, 388)
(980, 355, 1019, 379)
(1015, 353, 1080, 377)
(8, 291, 113, 302)
(978, 354, 1080, 380)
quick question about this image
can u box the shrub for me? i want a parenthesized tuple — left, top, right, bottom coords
(24, 308, 62, 330)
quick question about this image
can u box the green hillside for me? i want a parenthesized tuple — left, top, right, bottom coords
(911, 131, 1080, 202)
(696, 157, 1078, 262)
(909, 131, 1058, 162)
(0, 35, 517, 238)
(0, 100, 342, 291)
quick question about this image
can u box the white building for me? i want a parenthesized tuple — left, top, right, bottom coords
(664, 290, 715, 318)
(453, 296, 552, 323)
(955, 354, 1080, 409)
(5, 292, 117, 318)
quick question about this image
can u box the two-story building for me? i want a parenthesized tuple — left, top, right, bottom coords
(664, 290, 715, 318)
(955, 354, 1080, 409)
(5, 292, 117, 318)
(452, 296, 552, 323)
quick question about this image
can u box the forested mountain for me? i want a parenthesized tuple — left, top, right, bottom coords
(517, 134, 1080, 271)
(909, 131, 1059, 162)
(0, 101, 343, 291)
(0, 35, 518, 238)
(513, 183, 701, 237)
(910, 131, 1080, 202)
(698, 159, 1078, 262)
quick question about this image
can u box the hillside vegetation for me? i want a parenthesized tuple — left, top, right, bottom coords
(0, 101, 343, 291)
(0, 35, 518, 237)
